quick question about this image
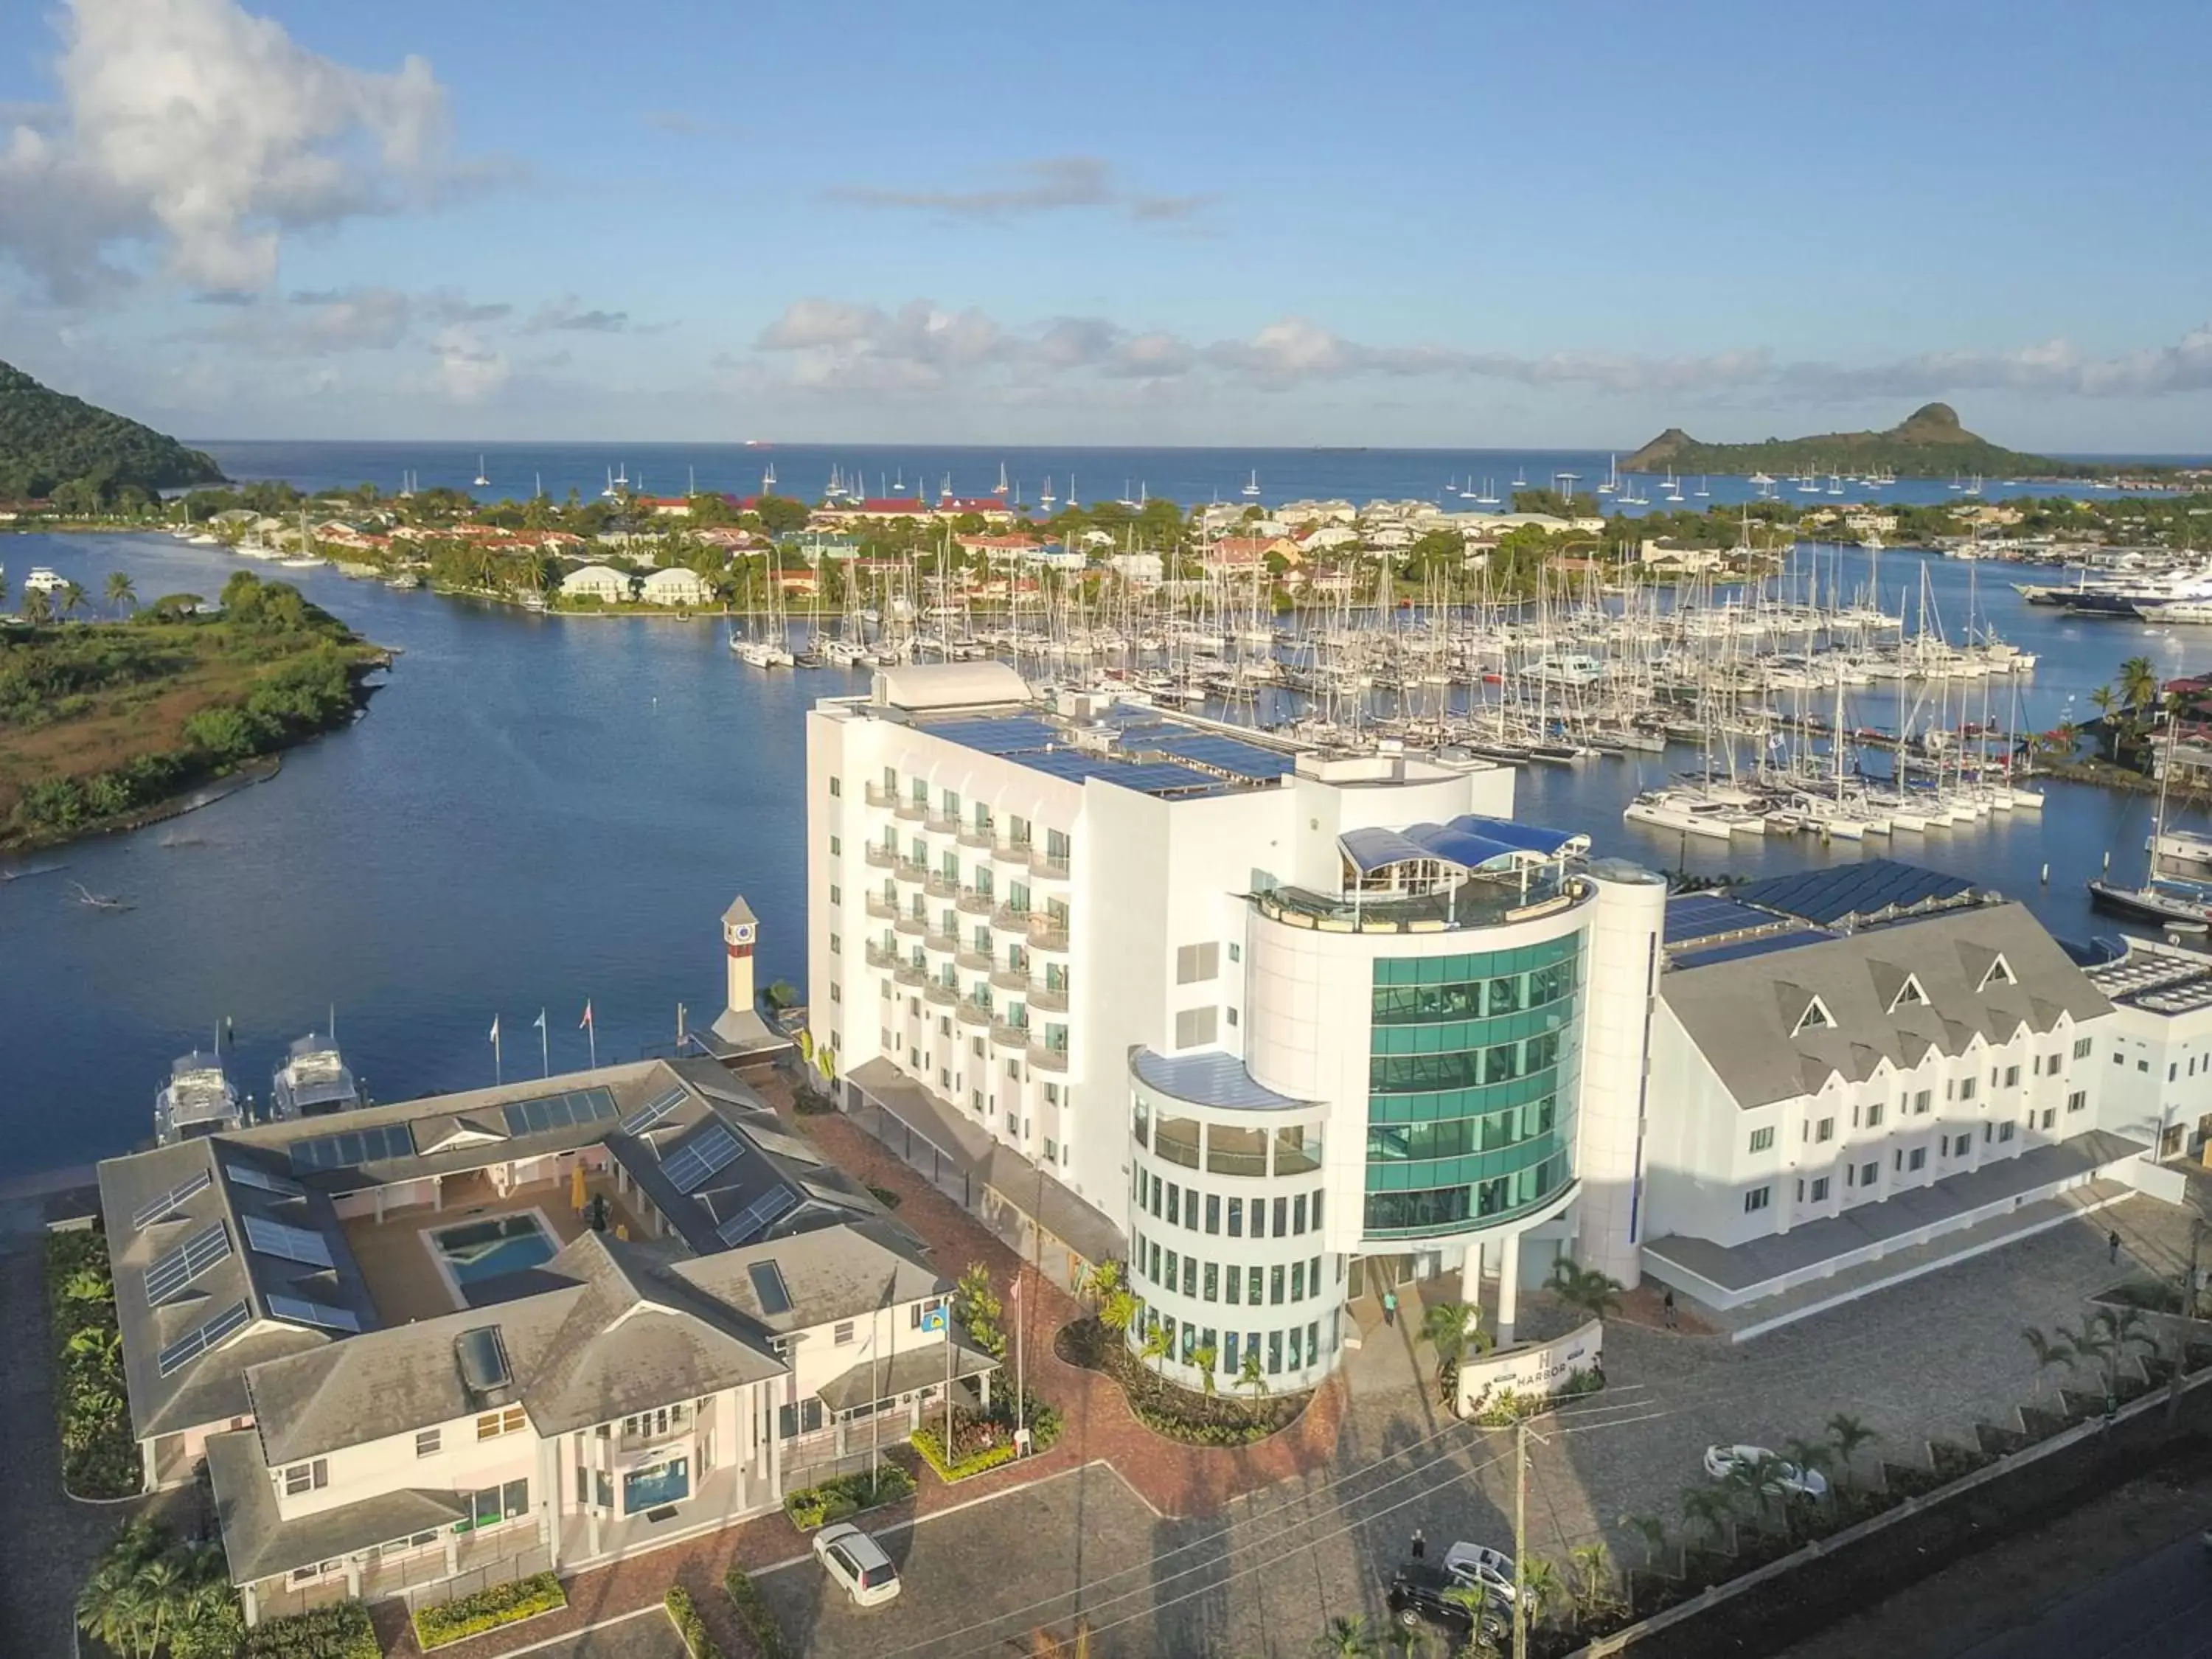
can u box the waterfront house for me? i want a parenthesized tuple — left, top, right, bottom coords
(96, 1057, 992, 1627)
(639, 568, 716, 608)
(560, 565, 634, 604)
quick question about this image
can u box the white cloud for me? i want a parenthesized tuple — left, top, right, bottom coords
(429, 323, 508, 403)
(0, 0, 456, 298)
(825, 156, 1213, 225)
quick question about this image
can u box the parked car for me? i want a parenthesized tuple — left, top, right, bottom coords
(813, 1522, 902, 1607)
(1703, 1443, 1829, 1499)
(1442, 1540, 1518, 1604)
(1387, 1562, 1503, 1641)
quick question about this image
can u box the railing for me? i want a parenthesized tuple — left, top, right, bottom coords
(992, 901, 1032, 931)
(863, 784, 897, 808)
(925, 872, 961, 900)
(895, 798, 928, 821)
(894, 858, 928, 883)
(1254, 874, 1590, 935)
(863, 843, 897, 869)
(1032, 853, 1073, 880)
(956, 998, 992, 1026)
(922, 931, 959, 956)
(894, 914, 925, 936)
(957, 823, 996, 848)
(864, 894, 897, 919)
(958, 887, 995, 915)
(1029, 1042, 1070, 1073)
(956, 946, 993, 973)
(995, 840, 1034, 867)
(894, 963, 925, 987)
(924, 981, 957, 1006)
(924, 810, 960, 834)
(990, 968, 1031, 995)
(1028, 917, 1071, 951)
(864, 942, 899, 969)
(1028, 982, 1070, 1012)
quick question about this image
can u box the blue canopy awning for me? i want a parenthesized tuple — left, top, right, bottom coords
(1339, 814, 1588, 876)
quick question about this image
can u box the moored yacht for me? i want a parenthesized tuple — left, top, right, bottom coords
(269, 1031, 364, 1120)
(156, 1051, 246, 1146)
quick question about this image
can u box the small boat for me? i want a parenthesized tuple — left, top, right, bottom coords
(23, 566, 64, 594)
(473, 455, 490, 487)
(156, 1051, 246, 1146)
(730, 633, 795, 668)
(269, 1031, 364, 1121)
(2088, 878, 2212, 928)
(1242, 469, 1260, 498)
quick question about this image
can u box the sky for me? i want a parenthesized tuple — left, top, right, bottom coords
(1, 0, 2209, 451)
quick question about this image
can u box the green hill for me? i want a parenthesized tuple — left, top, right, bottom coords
(0, 361, 225, 500)
(1621, 404, 2112, 480)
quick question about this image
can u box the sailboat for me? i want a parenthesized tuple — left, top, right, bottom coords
(601, 467, 617, 499)
(1598, 455, 1618, 495)
(995, 462, 1011, 498)
(762, 462, 777, 492)
(1694, 475, 1711, 498)
(1459, 475, 1479, 500)
(1475, 479, 1500, 507)
(1039, 476, 1057, 509)
(1242, 469, 1260, 498)
(473, 454, 490, 487)
(2090, 701, 2212, 928)
(1512, 465, 1528, 487)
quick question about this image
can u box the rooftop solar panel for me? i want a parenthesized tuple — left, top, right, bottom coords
(156, 1298, 251, 1377)
(1663, 895, 1784, 946)
(267, 1295, 362, 1334)
(659, 1123, 742, 1192)
(1732, 860, 1978, 928)
(131, 1168, 212, 1228)
(145, 1222, 232, 1305)
(1669, 928, 1831, 970)
(1145, 732, 1298, 779)
(242, 1214, 335, 1269)
(621, 1085, 689, 1137)
(919, 717, 1060, 755)
(501, 1086, 621, 1137)
(224, 1163, 304, 1200)
(716, 1183, 800, 1248)
(288, 1122, 417, 1174)
(1109, 761, 1223, 796)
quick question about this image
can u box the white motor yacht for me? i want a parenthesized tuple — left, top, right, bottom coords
(270, 1031, 364, 1121)
(156, 1051, 246, 1147)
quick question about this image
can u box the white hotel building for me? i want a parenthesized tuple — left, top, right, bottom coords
(807, 666, 2187, 1380)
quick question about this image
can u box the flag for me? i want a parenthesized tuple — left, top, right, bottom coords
(489, 1015, 500, 1043)
(579, 1001, 594, 1030)
(532, 1009, 546, 1034)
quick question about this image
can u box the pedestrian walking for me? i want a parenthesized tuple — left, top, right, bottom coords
(1382, 1288, 1398, 1327)
(1663, 1287, 1677, 1329)
(1411, 1527, 1427, 1561)
(2109, 1228, 2122, 1264)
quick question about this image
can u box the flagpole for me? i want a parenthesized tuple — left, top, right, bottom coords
(491, 1016, 502, 1085)
(538, 1009, 549, 1078)
(582, 1000, 597, 1071)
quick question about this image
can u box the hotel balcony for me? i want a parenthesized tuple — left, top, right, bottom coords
(924, 810, 960, 834)
(924, 981, 958, 1007)
(893, 858, 928, 885)
(1031, 853, 1073, 881)
(994, 840, 1034, 869)
(925, 872, 961, 900)
(893, 914, 925, 936)
(863, 843, 897, 869)
(956, 822, 997, 849)
(864, 942, 899, 970)
(1254, 872, 1590, 935)
(1027, 917, 1071, 952)
(992, 901, 1031, 931)
(956, 945, 993, 973)
(1029, 1041, 1070, 1073)
(991, 1021, 1031, 1050)
(957, 887, 996, 916)
(1027, 982, 1070, 1013)
(956, 998, 993, 1028)
(922, 931, 959, 956)
(864, 894, 897, 919)
(989, 968, 1030, 995)
(895, 798, 928, 821)
(894, 962, 926, 988)
(863, 783, 897, 809)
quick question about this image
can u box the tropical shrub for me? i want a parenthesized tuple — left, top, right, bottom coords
(412, 1571, 566, 1648)
(664, 1585, 722, 1659)
(723, 1566, 793, 1659)
(782, 1461, 916, 1528)
(911, 1421, 1018, 1481)
(46, 1228, 137, 1498)
(243, 1599, 379, 1658)
(79, 1519, 244, 1659)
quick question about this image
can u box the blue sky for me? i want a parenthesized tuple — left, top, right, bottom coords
(3, 0, 2208, 449)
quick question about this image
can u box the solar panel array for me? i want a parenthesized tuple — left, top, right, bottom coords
(1669, 929, 1830, 970)
(131, 1168, 212, 1228)
(288, 1122, 417, 1174)
(1664, 894, 1790, 947)
(156, 1298, 251, 1377)
(501, 1086, 621, 1138)
(659, 1123, 742, 1192)
(242, 1214, 335, 1269)
(1141, 731, 1296, 781)
(621, 1085, 689, 1137)
(917, 716, 1060, 754)
(225, 1163, 304, 1200)
(145, 1222, 233, 1304)
(267, 1295, 362, 1334)
(716, 1183, 799, 1248)
(746, 1259, 793, 1316)
(1732, 860, 1979, 928)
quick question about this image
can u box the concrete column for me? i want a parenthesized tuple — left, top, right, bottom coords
(443, 1532, 459, 1577)
(344, 1559, 361, 1599)
(1458, 1242, 1481, 1305)
(1573, 863, 1668, 1288)
(765, 1387, 784, 1505)
(585, 1432, 602, 1558)
(540, 1437, 560, 1570)
(1496, 1231, 1520, 1346)
(240, 1582, 259, 1629)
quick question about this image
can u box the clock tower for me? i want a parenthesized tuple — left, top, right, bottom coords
(721, 895, 759, 1024)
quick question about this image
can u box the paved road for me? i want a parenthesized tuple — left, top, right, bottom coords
(1952, 1531, 2212, 1659)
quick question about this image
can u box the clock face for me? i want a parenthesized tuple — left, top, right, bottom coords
(733, 924, 756, 944)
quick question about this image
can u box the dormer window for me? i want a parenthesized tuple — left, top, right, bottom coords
(1793, 997, 1835, 1034)
(1978, 955, 2015, 992)
(1888, 975, 1929, 1012)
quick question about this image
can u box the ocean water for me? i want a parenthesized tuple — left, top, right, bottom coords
(190, 440, 2199, 518)
(0, 529, 2199, 1177)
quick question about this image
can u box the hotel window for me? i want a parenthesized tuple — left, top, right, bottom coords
(1175, 1006, 1217, 1048)
(1228, 1197, 1244, 1237)
(1908, 1147, 1927, 1171)
(1310, 1255, 1322, 1293)
(1182, 1256, 1197, 1297)
(829, 835, 841, 856)
(1149, 1242, 1161, 1283)
(1268, 1331, 1283, 1374)
(2115, 1052, 2125, 1066)
(1312, 1190, 1324, 1230)
(1293, 1194, 1308, 1234)
(1203, 1263, 1218, 1302)
(2005, 1065, 2020, 1088)
(1958, 1078, 1977, 1102)
(1743, 1186, 1771, 1214)
(1228, 943, 1241, 963)
(2049, 1051, 2062, 1072)
(1248, 1265, 1265, 1304)
(1270, 1265, 1286, 1304)
(282, 1458, 329, 1497)
(1815, 1117, 1834, 1144)
(2041, 1108, 2056, 1130)
(2068, 1090, 2087, 1113)
(1164, 1248, 1178, 1289)
(1044, 1136, 1057, 1163)
(830, 776, 842, 797)
(1205, 1194, 1220, 1234)
(834, 1321, 855, 1345)
(1861, 1161, 1877, 1186)
(1290, 1261, 1305, 1301)
(1225, 1263, 1241, 1304)
(1176, 943, 1220, 984)
(1810, 1177, 1830, 1201)
(1150, 1174, 1162, 1216)
(1865, 1102, 1884, 1129)
(1166, 1184, 1180, 1226)
(2172, 1062, 2180, 1082)
(1748, 1127, 1774, 1154)
(829, 886, 841, 907)
(1273, 1196, 1289, 1236)
(1287, 1326, 1303, 1369)
(2076, 1037, 2093, 1059)
(1913, 1091, 1931, 1114)
(1999, 1121, 2016, 1143)
(477, 1405, 528, 1441)
(414, 1429, 441, 1459)
(829, 934, 841, 955)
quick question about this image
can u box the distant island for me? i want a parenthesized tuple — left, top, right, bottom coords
(0, 360, 226, 504)
(1622, 403, 2144, 481)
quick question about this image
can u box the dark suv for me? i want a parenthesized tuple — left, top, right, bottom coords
(1387, 1562, 1501, 1641)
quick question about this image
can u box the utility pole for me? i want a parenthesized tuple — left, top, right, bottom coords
(1513, 1419, 1531, 1659)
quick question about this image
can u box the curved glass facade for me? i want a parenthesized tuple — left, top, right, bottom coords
(1363, 935, 1580, 1237)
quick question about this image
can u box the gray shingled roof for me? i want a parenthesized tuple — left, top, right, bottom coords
(674, 1218, 945, 1335)
(1659, 903, 2112, 1110)
(207, 1430, 470, 1583)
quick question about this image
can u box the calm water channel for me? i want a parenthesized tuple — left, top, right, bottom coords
(1, 530, 2202, 1175)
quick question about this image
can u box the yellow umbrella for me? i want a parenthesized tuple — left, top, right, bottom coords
(570, 1161, 587, 1214)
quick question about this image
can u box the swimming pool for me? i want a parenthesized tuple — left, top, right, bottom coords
(431, 1213, 557, 1284)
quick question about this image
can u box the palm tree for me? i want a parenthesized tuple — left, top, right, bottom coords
(1099, 1288, 1138, 1342)
(1778, 1439, 1834, 1536)
(2121, 654, 2161, 716)
(1566, 1543, 1618, 1629)
(1312, 1613, 1380, 1658)
(1192, 1343, 1220, 1398)
(1238, 1346, 1270, 1405)
(1419, 1298, 1479, 1400)
(1517, 1558, 1562, 1628)
(1546, 1259, 1625, 1323)
(105, 571, 136, 616)
(1442, 1583, 1498, 1657)
(0, 572, 10, 612)
(58, 579, 87, 620)
(1080, 1258, 1124, 1308)
(1621, 1512, 1669, 1575)
(22, 588, 52, 625)
(1139, 1323, 1172, 1377)
(2090, 1306, 2157, 1401)
(2069, 1314, 2117, 1411)
(1825, 1413, 1878, 1490)
(2023, 1327, 2076, 1400)
(1680, 1486, 1736, 1554)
